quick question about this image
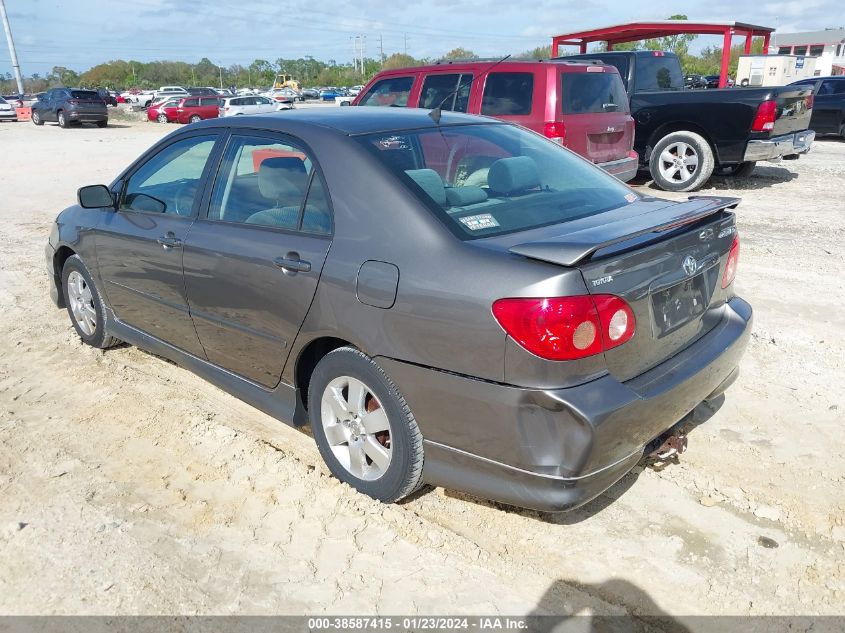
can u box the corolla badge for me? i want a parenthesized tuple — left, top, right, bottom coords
(682, 255, 698, 276)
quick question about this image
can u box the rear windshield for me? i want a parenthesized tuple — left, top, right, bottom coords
(634, 55, 683, 91)
(71, 90, 99, 99)
(481, 72, 533, 115)
(356, 123, 634, 240)
(561, 72, 629, 114)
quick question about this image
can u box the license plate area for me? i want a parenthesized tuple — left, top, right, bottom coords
(651, 274, 707, 337)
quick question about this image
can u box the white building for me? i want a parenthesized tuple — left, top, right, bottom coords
(770, 28, 845, 76)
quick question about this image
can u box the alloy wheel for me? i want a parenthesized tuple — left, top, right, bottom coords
(67, 270, 97, 336)
(320, 376, 392, 481)
(658, 142, 699, 184)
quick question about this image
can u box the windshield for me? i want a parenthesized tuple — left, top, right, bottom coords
(356, 123, 637, 240)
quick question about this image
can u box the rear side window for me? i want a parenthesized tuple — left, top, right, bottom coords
(358, 76, 414, 107)
(184, 98, 199, 107)
(821, 80, 845, 95)
(633, 55, 684, 91)
(481, 72, 533, 116)
(561, 72, 629, 114)
(200, 97, 219, 106)
(70, 90, 98, 99)
(419, 73, 473, 112)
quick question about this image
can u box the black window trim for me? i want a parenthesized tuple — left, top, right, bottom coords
(198, 128, 334, 237)
(480, 71, 535, 117)
(358, 75, 415, 107)
(114, 130, 226, 219)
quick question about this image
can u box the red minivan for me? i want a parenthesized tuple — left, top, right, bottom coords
(174, 96, 220, 124)
(352, 60, 637, 181)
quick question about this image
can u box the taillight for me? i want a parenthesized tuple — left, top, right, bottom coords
(751, 100, 777, 132)
(492, 294, 636, 361)
(722, 235, 740, 288)
(68, 99, 79, 105)
(543, 121, 566, 144)
(805, 93, 814, 110)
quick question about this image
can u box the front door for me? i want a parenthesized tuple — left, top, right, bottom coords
(182, 132, 333, 387)
(95, 133, 222, 357)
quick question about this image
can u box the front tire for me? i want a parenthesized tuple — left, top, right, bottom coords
(308, 347, 424, 503)
(157, 113, 168, 123)
(96, 120, 108, 128)
(31, 110, 43, 126)
(649, 131, 715, 192)
(61, 255, 119, 349)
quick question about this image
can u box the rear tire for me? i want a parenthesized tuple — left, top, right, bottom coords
(57, 110, 68, 128)
(96, 120, 108, 128)
(714, 161, 756, 178)
(649, 131, 715, 192)
(61, 255, 120, 349)
(308, 347, 424, 503)
(189, 114, 201, 123)
(157, 113, 168, 123)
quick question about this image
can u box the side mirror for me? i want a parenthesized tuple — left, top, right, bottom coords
(78, 184, 115, 209)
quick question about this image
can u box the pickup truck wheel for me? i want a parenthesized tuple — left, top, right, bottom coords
(308, 347, 424, 503)
(714, 161, 756, 178)
(649, 131, 714, 192)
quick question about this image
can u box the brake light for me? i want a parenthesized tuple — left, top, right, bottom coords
(652, 51, 665, 57)
(805, 93, 814, 110)
(543, 121, 566, 144)
(492, 294, 636, 361)
(751, 100, 777, 132)
(68, 99, 79, 105)
(722, 235, 740, 288)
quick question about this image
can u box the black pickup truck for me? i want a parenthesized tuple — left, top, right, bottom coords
(564, 50, 816, 191)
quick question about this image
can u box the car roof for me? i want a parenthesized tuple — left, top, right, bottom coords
(196, 107, 503, 135)
(372, 59, 609, 75)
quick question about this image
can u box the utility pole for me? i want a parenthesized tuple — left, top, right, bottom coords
(378, 34, 384, 67)
(361, 35, 366, 76)
(0, 0, 24, 95)
(404, 33, 408, 56)
(218, 64, 223, 89)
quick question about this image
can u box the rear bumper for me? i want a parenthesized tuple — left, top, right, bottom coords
(68, 110, 108, 122)
(597, 154, 638, 183)
(744, 129, 815, 162)
(378, 296, 752, 512)
(0, 110, 16, 120)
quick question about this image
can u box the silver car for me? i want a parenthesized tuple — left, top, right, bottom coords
(0, 96, 18, 122)
(45, 108, 751, 512)
(219, 95, 284, 117)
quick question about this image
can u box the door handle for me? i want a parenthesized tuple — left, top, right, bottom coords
(157, 234, 183, 249)
(273, 255, 311, 273)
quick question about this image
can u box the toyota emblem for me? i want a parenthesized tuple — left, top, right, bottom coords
(682, 255, 697, 276)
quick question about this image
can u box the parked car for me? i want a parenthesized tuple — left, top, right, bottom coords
(95, 87, 118, 107)
(266, 88, 299, 104)
(187, 87, 219, 96)
(300, 88, 320, 99)
(565, 50, 816, 189)
(154, 86, 189, 103)
(0, 96, 17, 122)
(173, 96, 221, 123)
(147, 97, 181, 123)
(353, 59, 638, 182)
(2, 93, 23, 108)
(31, 88, 108, 128)
(219, 95, 284, 116)
(46, 108, 751, 511)
(684, 74, 708, 89)
(788, 76, 845, 139)
(320, 88, 343, 101)
(704, 75, 733, 89)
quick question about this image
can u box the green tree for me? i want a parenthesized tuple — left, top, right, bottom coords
(443, 47, 478, 60)
(382, 53, 418, 70)
(517, 45, 552, 59)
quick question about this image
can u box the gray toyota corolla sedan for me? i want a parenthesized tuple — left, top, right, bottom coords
(45, 108, 751, 511)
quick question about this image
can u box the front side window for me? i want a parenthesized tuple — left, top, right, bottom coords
(120, 135, 218, 216)
(357, 123, 634, 240)
(419, 73, 473, 112)
(481, 72, 533, 115)
(207, 135, 331, 234)
(357, 76, 414, 107)
(561, 71, 629, 114)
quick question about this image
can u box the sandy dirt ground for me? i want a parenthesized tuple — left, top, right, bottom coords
(0, 109, 843, 618)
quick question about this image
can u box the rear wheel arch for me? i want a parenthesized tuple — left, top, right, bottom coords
(645, 121, 719, 164)
(294, 336, 355, 412)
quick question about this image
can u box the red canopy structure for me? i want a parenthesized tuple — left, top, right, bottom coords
(552, 21, 775, 88)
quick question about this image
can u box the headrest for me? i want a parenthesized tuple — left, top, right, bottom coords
(405, 168, 447, 206)
(487, 156, 540, 195)
(446, 186, 488, 207)
(258, 157, 308, 202)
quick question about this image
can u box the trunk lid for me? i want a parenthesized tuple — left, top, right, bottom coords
(508, 196, 739, 381)
(770, 85, 814, 136)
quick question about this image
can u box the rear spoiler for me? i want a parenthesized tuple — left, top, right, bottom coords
(508, 196, 739, 267)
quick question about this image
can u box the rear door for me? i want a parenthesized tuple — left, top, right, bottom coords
(69, 89, 107, 116)
(576, 213, 737, 382)
(200, 97, 220, 119)
(182, 131, 333, 387)
(559, 68, 634, 164)
(95, 132, 223, 357)
(479, 71, 538, 132)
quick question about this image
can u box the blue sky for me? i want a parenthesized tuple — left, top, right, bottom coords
(1, 0, 842, 76)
